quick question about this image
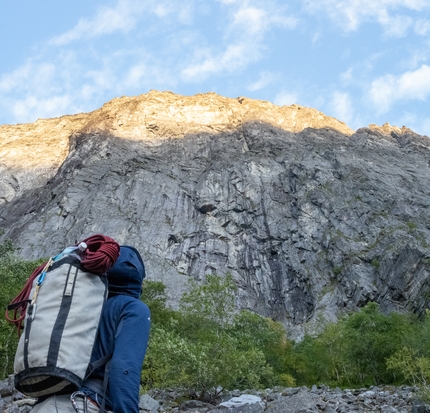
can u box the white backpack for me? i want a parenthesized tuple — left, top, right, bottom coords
(12, 254, 107, 397)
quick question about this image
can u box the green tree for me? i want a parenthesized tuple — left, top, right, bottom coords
(401, 310, 430, 358)
(387, 347, 430, 401)
(141, 274, 286, 398)
(292, 303, 414, 387)
(293, 321, 351, 386)
(179, 273, 237, 329)
(229, 310, 296, 387)
(141, 280, 178, 328)
(342, 302, 412, 385)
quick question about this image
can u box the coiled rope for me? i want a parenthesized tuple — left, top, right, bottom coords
(5, 234, 120, 334)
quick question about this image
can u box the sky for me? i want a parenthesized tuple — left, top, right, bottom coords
(1, 0, 430, 135)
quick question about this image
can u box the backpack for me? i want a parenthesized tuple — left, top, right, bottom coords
(6, 235, 119, 398)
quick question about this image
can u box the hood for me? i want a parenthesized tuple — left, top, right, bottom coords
(107, 245, 145, 298)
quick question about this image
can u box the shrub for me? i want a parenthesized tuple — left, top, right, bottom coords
(387, 348, 430, 401)
(141, 274, 291, 397)
(342, 302, 412, 385)
(292, 302, 414, 387)
(228, 310, 295, 387)
(141, 280, 178, 328)
(0, 238, 44, 378)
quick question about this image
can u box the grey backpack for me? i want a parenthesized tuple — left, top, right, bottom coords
(12, 255, 107, 398)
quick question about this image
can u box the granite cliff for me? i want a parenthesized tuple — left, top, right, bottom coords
(1, 91, 429, 339)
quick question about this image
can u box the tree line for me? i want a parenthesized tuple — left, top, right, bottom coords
(1, 239, 430, 400)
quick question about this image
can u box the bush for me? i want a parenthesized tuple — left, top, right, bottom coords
(5, 249, 430, 392)
(292, 302, 414, 386)
(141, 280, 178, 328)
(0, 238, 44, 379)
(387, 347, 430, 401)
(228, 310, 296, 387)
(141, 274, 292, 397)
(293, 322, 350, 386)
(142, 284, 428, 392)
(342, 302, 413, 385)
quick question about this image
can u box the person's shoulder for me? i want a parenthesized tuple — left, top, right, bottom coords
(129, 298, 150, 312)
(114, 295, 150, 315)
(107, 295, 146, 309)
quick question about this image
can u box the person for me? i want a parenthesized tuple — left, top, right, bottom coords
(31, 245, 151, 413)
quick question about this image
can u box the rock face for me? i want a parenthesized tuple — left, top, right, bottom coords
(1, 91, 430, 339)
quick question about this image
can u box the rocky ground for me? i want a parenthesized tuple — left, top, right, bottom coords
(1, 374, 429, 413)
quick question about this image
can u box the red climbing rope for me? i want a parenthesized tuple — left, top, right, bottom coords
(81, 234, 120, 274)
(5, 234, 120, 334)
(5, 262, 47, 333)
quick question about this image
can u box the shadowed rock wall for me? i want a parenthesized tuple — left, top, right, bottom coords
(1, 92, 429, 339)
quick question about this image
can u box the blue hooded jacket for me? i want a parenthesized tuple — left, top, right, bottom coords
(83, 246, 151, 413)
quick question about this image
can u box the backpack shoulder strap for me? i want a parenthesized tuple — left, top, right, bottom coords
(84, 354, 112, 413)
(98, 359, 111, 413)
(85, 354, 112, 379)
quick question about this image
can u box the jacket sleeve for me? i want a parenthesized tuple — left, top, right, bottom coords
(108, 299, 151, 413)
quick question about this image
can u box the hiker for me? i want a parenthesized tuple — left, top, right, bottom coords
(31, 245, 151, 413)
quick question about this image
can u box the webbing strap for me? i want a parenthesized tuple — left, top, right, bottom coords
(23, 307, 34, 369)
(7, 299, 31, 311)
(85, 354, 112, 379)
(47, 265, 78, 367)
(98, 360, 111, 413)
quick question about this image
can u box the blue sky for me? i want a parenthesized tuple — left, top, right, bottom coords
(1, 0, 430, 135)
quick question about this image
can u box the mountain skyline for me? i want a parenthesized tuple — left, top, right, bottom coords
(1, 0, 429, 136)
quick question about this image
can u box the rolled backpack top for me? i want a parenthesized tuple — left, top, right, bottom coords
(6, 234, 120, 398)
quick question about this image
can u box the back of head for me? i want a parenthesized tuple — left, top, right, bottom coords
(107, 246, 145, 298)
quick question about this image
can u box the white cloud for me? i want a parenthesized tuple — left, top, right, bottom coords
(124, 64, 147, 88)
(49, 0, 189, 46)
(400, 49, 429, 71)
(329, 91, 353, 124)
(340, 67, 353, 85)
(51, 0, 143, 45)
(247, 71, 274, 91)
(397, 112, 430, 135)
(153, 4, 171, 18)
(217, 0, 240, 4)
(121, 62, 176, 89)
(231, 5, 296, 35)
(0, 62, 33, 93)
(379, 13, 413, 38)
(369, 65, 430, 113)
(312, 31, 322, 44)
(233, 6, 266, 34)
(84, 68, 115, 92)
(178, 3, 194, 24)
(181, 0, 297, 82)
(303, 0, 428, 34)
(12, 95, 76, 122)
(0, 61, 59, 96)
(181, 43, 257, 81)
(415, 19, 430, 35)
(274, 91, 298, 106)
(0, 51, 112, 123)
